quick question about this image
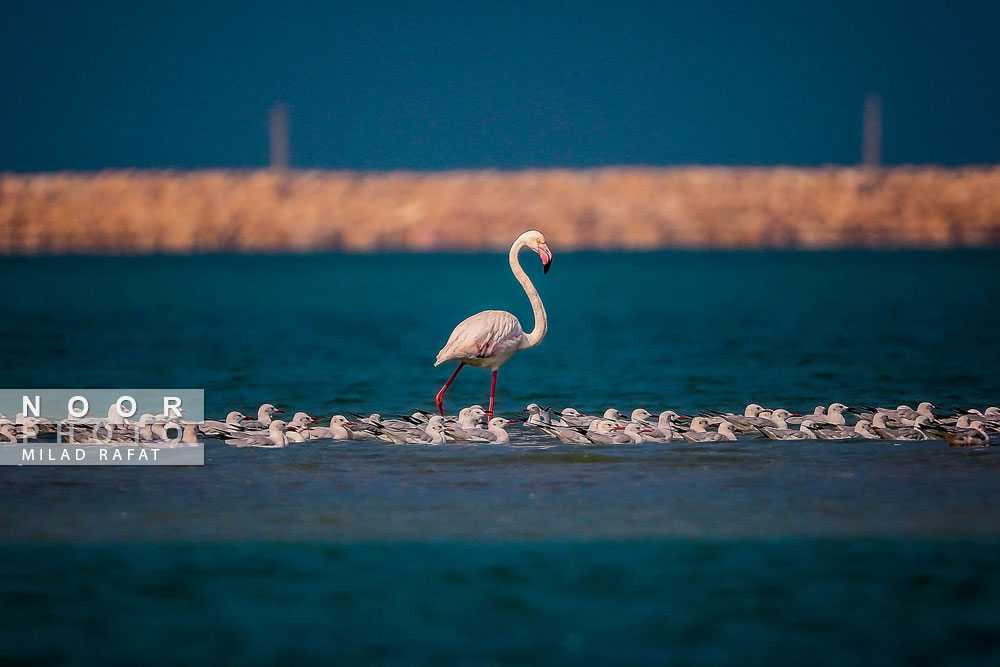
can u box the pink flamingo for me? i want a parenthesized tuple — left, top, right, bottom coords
(434, 230, 553, 418)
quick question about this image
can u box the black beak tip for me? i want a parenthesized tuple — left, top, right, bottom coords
(543, 261, 551, 275)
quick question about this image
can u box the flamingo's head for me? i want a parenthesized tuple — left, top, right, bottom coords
(523, 231, 552, 274)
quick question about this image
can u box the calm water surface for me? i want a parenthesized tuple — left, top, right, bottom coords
(1, 251, 999, 664)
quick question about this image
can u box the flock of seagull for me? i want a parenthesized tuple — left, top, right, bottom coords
(3, 400, 997, 449)
(518, 401, 999, 448)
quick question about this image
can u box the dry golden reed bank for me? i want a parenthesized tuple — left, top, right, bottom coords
(1, 167, 999, 253)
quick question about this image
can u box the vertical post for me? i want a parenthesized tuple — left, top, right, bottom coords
(269, 102, 289, 170)
(863, 93, 882, 168)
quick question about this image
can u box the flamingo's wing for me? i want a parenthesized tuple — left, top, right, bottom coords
(435, 310, 523, 365)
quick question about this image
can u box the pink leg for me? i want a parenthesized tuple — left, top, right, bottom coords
(435, 362, 465, 415)
(487, 369, 498, 419)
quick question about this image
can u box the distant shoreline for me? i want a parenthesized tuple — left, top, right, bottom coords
(2, 166, 998, 253)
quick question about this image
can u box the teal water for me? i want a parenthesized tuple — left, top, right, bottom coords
(1, 251, 999, 664)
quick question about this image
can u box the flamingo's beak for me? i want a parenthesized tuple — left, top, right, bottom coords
(648, 414, 659, 419)
(288, 426, 297, 431)
(275, 409, 286, 414)
(312, 417, 320, 423)
(347, 421, 357, 425)
(507, 419, 517, 424)
(538, 243, 552, 274)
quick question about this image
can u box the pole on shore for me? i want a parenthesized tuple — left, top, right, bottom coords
(863, 93, 882, 168)
(269, 102, 290, 170)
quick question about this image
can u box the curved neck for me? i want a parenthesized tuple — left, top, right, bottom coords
(510, 240, 547, 349)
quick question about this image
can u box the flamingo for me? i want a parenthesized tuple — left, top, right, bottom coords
(434, 230, 553, 418)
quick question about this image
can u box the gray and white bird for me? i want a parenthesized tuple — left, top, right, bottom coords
(556, 407, 594, 428)
(481, 417, 516, 444)
(585, 419, 628, 444)
(310, 415, 355, 440)
(226, 420, 293, 448)
(871, 413, 929, 441)
(199, 410, 248, 435)
(918, 420, 991, 448)
(239, 403, 286, 429)
(681, 418, 736, 442)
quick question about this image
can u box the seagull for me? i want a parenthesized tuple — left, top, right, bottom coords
(871, 413, 929, 440)
(718, 405, 774, 431)
(556, 407, 594, 428)
(523, 403, 562, 425)
(602, 408, 629, 423)
(418, 420, 451, 445)
(535, 422, 594, 444)
(585, 419, 628, 444)
(808, 403, 850, 425)
(199, 411, 248, 435)
(681, 418, 735, 442)
(239, 404, 285, 429)
(804, 420, 875, 440)
(897, 402, 937, 426)
(225, 420, 293, 448)
(481, 417, 516, 444)
(285, 413, 316, 442)
(445, 406, 491, 441)
(621, 423, 659, 443)
(310, 415, 355, 440)
(756, 420, 814, 440)
(627, 408, 658, 426)
(645, 417, 677, 442)
(785, 406, 827, 425)
(918, 420, 991, 447)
